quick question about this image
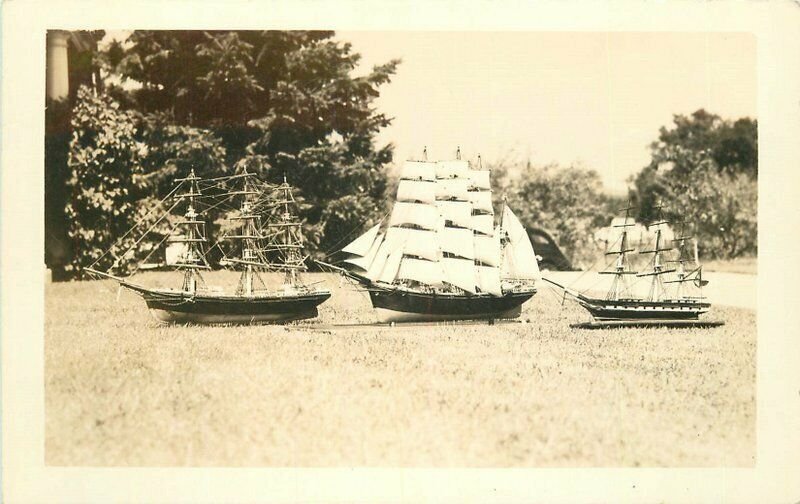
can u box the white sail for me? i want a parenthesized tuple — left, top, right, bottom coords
(341, 223, 381, 256)
(467, 170, 491, 190)
(441, 257, 477, 293)
(476, 265, 503, 296)
(440, 227, 474, 259)
(397, 257, 444, 287)
(474, 233, 501, 267)
(500, 205, 541, 280)
(400, 161, 436, 181)
(344, 232, 384, 270)
(397, 180, 436, 204)
(468, 190, 494, 214)
(471, 214, 494, 235)
(436, 200, 472, 228)
(378, 248, 404, 284)
(436, 178, 469, 201)
(386, 227, 439, 261)
(436, 160, 469, 179)
(365, 238, 393, 281)
(389, 201, 440, 230)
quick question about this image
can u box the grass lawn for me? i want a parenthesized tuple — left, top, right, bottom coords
(45, 271, 755, 467)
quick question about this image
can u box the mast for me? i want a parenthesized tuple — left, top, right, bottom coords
(263, 174, 307, 287)
(170, 168, 210, 294)
(600, 203, 637, 300)
(221, 168, 265, 296)
(637, 203, 676, 301)
(663, 222, 706, 298)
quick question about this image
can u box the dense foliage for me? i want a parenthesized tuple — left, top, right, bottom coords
(631, 109, 758, 258)
(59, 31, 399, 276)
(65, 87, 145, 274)
(503, 162, 617, 266)
(112, 30, 398, 256)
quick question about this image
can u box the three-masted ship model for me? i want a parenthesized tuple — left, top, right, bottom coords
(545, 204, 711, 322)
(87, 168, 331, 323)
(321, 150, 541, 322)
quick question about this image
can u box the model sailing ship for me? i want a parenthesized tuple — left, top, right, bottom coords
(544, 204, 711, 322)
(320, 150, 541, 322)
(87, 168, 331, 323)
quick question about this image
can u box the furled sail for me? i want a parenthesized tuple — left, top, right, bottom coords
(500, 205, 541, 280)
(342, 223, 381, 256)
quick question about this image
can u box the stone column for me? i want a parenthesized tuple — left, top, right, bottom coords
(46, 30, 70, 100)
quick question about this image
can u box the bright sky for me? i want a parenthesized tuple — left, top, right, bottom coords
(337, 31, 756, 194)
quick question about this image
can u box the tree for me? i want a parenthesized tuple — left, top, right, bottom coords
(109, 30, 400, 258)
(630, 109, 758, 259)
(65, 86, 146, 274)
(505, 162, 613, 266)
(633, 109, 757, 220)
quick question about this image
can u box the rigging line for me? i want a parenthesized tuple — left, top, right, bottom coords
(100, 201, 182, 270)
(88, 182, 183, 268)
(321, 210, 391, 260)
(127, 230, 175, 277)
(89, 198, 183, 270)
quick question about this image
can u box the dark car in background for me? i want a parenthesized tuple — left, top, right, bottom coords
(528, 227, 576, 271)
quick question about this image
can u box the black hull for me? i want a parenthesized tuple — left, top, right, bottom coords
(367, 286, 536, 322)
(122, 283, 331, 324)
(576, 295, 710, 321)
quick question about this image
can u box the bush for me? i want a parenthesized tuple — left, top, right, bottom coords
(65, 86, 146, 275)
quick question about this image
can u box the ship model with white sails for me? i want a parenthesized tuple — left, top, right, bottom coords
(87, 168, 331, 323)
(544, 204, 711, 322)
(322, 150, 542, 323)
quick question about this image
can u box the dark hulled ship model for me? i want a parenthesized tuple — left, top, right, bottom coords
(87, 169, 330, 323)
(321, 152, 541, 323)
(544, 204, 711, 322)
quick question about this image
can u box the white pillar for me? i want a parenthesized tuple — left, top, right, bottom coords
(46, 30, 70, 100)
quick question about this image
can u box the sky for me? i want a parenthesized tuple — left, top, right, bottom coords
(336, 31, 756, 194)
(102, 31, 756, 195)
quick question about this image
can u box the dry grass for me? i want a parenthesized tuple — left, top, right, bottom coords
(45, 271, 755, 467)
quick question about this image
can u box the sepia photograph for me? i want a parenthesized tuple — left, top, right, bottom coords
(43, 29, 756, 467)
(4, 1, 800, 502)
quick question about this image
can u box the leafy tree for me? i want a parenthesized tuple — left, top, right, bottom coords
(630, 109, 758, 259)
(109, 30, 400, 258)
(505, 163, 613, 266)
(652, 151, 757, 259)
(633, 109, 757, 220)
(65, 86, 146, 274)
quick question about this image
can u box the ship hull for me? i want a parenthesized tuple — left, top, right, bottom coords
(122, 283, 331, 324)
(367, 286, 535, 323)
(576, 295, 710, 321)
